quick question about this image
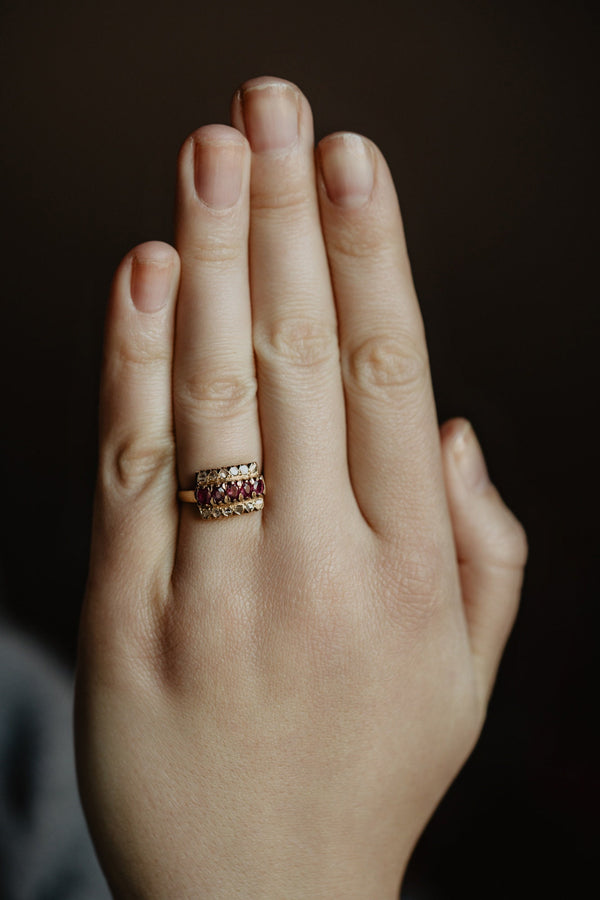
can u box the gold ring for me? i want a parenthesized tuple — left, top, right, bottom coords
(178, 462, 265, 519)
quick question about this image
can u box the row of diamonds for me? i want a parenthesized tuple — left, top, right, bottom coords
(195, 477, 265, 507)
(196, 462, 258, 486)
(199, 497, 264, 519)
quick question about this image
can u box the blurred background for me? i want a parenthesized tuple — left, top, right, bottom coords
(0, 0, 596, 897)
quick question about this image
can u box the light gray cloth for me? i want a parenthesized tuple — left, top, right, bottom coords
(0, 624, 110, 900)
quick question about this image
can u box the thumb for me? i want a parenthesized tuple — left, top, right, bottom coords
(440, 418, 528, 704)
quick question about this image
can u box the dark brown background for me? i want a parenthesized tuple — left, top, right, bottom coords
(0, 0, 596, 897)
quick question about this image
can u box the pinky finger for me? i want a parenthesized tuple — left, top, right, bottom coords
(440, 418, 529, 704)
(91, 241, 180, 590)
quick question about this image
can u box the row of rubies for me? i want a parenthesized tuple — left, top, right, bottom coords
(195, 476, 265, 507)
(196, 462, 258, 487)
(199, 496, 265, 519)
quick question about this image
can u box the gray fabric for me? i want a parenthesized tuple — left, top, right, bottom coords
(0, 624, 110, 900)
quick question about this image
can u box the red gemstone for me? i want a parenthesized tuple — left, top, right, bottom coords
(226, 483, 239, 499)
(196, 486, 211, 505)
(255, 478, 264, 495)
(211, 485, 226, 503)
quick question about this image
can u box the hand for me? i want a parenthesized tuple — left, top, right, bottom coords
(75, 76, 528, 899)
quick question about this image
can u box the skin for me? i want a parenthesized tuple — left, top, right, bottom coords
(75, 75, 528, 899)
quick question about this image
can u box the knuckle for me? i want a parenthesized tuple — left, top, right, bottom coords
(177, 368, 257, 421)
(114, 328, 171, 370)
(255, 315, 339, 369)
(490, 507, 529, 570)
(184, 235, 245, 266)
(327, 221, 390, 262)
(250, 183, 312, 214)
(262, 545, 373, 672)
(102, 435, 174, 497)
(345, 333, 429, 399)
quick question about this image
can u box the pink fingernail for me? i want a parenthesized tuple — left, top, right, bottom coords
(319, 133, 374, 209)
(241, 82, 299, 152)
(130, 256, 172, 313)
(194, 138, 245, 209)
(453, 421, 491, 493)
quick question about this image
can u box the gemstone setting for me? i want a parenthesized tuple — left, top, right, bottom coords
(193, 462, 265, 518)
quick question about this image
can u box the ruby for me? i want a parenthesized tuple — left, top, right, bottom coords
(196, 486, 211, 506)
(211, 485, 226, 503)
(226, 483, 239, 499)
(255, 478, 264, 495)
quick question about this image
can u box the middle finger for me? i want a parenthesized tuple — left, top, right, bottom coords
(231, 77, 353, 525)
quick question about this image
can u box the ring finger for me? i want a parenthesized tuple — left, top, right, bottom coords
(173, 124, 261, 532)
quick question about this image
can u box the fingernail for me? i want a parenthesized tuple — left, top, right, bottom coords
(194, 139, 244, 209)
(453, 421, 491, 493)
(130, 256, 172, 313)
(241, 82, 299, 152)
(319, 133, 374, 209)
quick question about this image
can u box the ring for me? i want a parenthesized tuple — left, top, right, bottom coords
(178, 462, 266, 519)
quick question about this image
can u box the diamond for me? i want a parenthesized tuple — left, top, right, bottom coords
(255, 497, 264, 509)
(229, 466, 239, 476)
(249, 462, 257, 473)
(240, 464, 249, 475)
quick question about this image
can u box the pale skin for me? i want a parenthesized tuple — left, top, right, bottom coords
(75, 76, 528, 899)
